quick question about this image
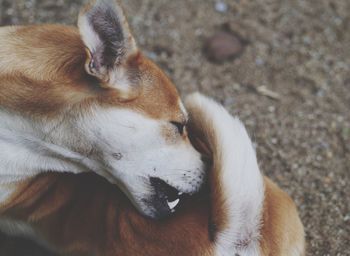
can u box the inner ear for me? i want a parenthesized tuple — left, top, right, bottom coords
(78, 0, 139, 89)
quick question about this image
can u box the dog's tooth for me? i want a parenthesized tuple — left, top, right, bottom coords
(178, 192, 183, 196)
(167, 198, 180, 210)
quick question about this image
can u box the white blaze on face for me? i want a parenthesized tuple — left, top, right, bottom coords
(77, 106, 204, 215)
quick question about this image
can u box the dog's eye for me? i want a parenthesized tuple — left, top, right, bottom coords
(170, 121, 185, 135)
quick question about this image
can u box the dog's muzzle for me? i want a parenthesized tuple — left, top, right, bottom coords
(149, 177, 188, 219)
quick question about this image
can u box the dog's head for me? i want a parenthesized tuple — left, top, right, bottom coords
(0, 0, 204, 218)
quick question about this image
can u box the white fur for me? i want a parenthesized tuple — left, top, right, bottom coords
(77, 15, 102, 54)
(0, 105, 204, 218)
(0, 183, 16, 204)
(0, 109, 101, 203)
(186, 93, 264, 256)
(108, 67, 132, 93)
(179, 100, 188, 120)
(0, 110, 103, 177)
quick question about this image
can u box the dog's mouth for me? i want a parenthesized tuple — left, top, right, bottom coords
(149, 177, 188, 218)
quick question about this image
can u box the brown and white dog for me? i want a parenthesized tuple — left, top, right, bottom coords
(0, 93, 305, 256)
(0, 0, 305, 255)
(0, 0, 205, 220)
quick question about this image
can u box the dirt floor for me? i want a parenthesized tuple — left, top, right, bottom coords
(0, 0, 349, 255)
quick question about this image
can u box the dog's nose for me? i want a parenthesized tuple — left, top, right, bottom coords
(149, 177, 187, 219)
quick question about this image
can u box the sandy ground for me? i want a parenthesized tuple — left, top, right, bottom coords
(0, 0, 349, 255)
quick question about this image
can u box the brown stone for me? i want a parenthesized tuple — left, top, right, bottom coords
(204, 31, 244, 63)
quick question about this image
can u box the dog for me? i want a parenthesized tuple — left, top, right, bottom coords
(0, 93, 305, 255)
(0, 0, 305, 254)
(0, 0, 205, 220)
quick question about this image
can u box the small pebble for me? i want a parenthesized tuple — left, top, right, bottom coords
(215, 2, 228, 13)
(255, 57, 265, 66)
(268, 105, 276, 113)
(224, 97, 234, 106)
(232, 82, 241, 91)
(146, 51, 158, 60)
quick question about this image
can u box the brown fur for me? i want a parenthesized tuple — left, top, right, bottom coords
(260, 178, 305, 255)
(0, 174, 304, 256)
(2, 173, 213, 256)
(0, 25, 184, 122)
(187, 115, 229, 242)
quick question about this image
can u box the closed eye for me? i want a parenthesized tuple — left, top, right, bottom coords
(170, 121, 185, 135)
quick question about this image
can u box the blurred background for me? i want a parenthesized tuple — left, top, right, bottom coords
(0, 0, 349, 255)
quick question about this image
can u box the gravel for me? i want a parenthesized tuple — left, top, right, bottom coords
(1, 0, 349, 255)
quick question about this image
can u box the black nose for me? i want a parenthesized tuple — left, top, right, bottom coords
(149, 177, 186, 219)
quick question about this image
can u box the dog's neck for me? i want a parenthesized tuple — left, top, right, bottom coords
(0, 110, 89, 176)
(0, 110, 101, 203)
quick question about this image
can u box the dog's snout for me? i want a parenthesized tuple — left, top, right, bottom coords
(149, 177, 188, 219)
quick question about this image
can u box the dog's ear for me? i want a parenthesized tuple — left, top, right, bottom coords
(78, 0, 139, 94)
